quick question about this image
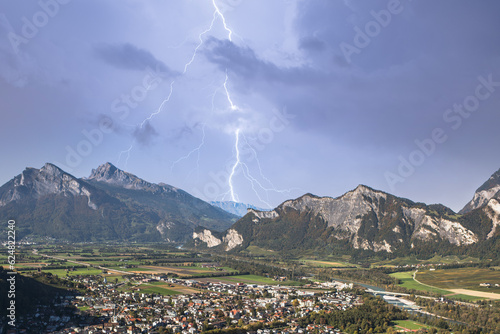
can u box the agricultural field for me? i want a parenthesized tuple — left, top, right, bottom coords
(421, 255, 479, 264)
(241, 245, 277, 256)
(372, 255, 480, 267)
(390, 271, 452, 295)
(19, 267, 104, 277)
(198, 274, 302, 286)
(118, 281, 197, 295)
(447, 294, 485, 301)
(417, 267, 500, 294)
(9, 243, 239, 283)
(300, 259, 355, 268)
(392, 320, 433, 332)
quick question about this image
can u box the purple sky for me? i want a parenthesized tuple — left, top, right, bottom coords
(1, 0, 500, 212)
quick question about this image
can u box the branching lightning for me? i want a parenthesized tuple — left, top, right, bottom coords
(139, 81, 175, 128)
(170, 123, 206, 174)
(116, 1, 293, 208)
(223, 71, 238, 111)
(117, 0, 233, 168)
(117, 144, 133, 166)
(211, 0, 233, 42)
(170, 82, 222, 173)
(228, 128, 241, 202)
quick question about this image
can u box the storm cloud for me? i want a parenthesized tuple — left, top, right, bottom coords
(1, 0, 500, 211)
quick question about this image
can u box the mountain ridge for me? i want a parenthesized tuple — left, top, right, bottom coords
(193, 183, 498, 256)
(2, 162, 500, 257)
(0, 162, 237, 242)
(460, 168, 500, 214)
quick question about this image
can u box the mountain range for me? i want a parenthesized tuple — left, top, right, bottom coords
(1, 162, 499, 258)
(192, 170, 500, 257)
(0, 162, 237, 242)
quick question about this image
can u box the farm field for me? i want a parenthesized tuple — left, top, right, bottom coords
(372, 255, 480, 267)
(118, 282, 198, 295)
(41, 268, 102, 276)
(392, 320, 433, 332)
(417, 268, 500, 294)
(301, 259, 354, 268)
(390, 271, 452, 295)
(131, 265, 237, 276)
(447, 290, 499, 300)
(446, 293, 485, 301)
(198, 274, 302, 286)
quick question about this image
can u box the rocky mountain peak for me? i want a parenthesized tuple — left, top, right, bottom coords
(0, 163, 97, 210)
(40, 162, 65, 176)
(88, 162, 143, 187)
(349, 184, 384, 198)
(460, 168, 500, 214)
(87, 163, 177, 194)
(208, 183, 481, 255)
(88, 162, 119, 180)
(17, 163, 76, 188)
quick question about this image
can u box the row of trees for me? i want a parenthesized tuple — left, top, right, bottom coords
(297, 294, 406, 333)
(414, 297, 500, 333)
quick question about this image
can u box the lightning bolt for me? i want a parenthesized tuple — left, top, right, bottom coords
(223, 71, 239, 111)
(228, 128, 241, 202)
(212, 0, 233, 42)
(116, 80, 174, 169)
(183, 0, 233, 74)
(170, 123, 206, 174)
(118, 0, 234, 167)
(115, 1, 293, 208)
(117, 144, 133, 166)
(170, 82, 222, 173)
(220, 129, 298, 208)
(139, 81, 175, 128)
(171, 0, 242, 201)
(240, 133, 298, 207)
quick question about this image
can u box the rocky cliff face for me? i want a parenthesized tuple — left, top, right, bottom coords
(192, 228, 243, 251)
(0, 163, 97, 210)
(460, 168, 500, 214)
(483, 198, 500, 239)
(87, 162, 177, 194)
(194, 185, 481, 254)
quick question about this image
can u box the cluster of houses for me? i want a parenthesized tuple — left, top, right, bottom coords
(394, 263, 448, 270)
(11, 273, 362, 333)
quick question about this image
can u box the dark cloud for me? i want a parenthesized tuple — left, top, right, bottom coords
(133, 121, 158, 146)
(161, 124, 194, 144)
(298, 36, 326, 52)
(94, 43, 175, 76)
(2, 1, 500, 212)
(204, 37, 325, 85)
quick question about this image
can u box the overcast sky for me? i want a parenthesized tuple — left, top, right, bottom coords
(1, 0, 500, 212)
